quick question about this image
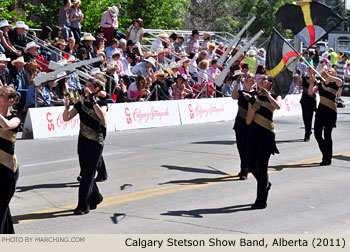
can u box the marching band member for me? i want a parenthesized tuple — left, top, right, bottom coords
(308, 68, 342, 166)
(246, 75, 281, 209)
(0, 86, 20, 233)
(63, 78, 107, 215)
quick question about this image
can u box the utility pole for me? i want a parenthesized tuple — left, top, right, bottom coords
(341, 0, 346, 31)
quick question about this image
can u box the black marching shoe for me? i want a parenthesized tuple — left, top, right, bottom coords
(238, 172, 248, 180)
(304, 131, 312, 142)
(90, 197, 103, 210)
(73, 208, 89, 215)
(95, 176, 107, 182)
(320, 160, 331, 166)
(251, 202, 267, 209)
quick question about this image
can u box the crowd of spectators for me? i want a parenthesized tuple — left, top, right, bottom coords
(1, 0, 347, 113)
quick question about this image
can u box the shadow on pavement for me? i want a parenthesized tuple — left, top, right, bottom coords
(161, 204, 254, 218)
(332, 154, 350, 162)
(161, 165, 229, 176)
(13, 209, 74, 224)
(16, 182, 79, 192)
(191, 140, 236, 145)
(275, 139, 304, 144)
(159, 174, 240, 185)
(268, 162, 320, 171)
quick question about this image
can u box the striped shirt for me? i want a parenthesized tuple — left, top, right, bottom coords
(335, 60, 346, 80)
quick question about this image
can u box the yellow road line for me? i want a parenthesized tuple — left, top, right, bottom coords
(14, 152, 350, 224)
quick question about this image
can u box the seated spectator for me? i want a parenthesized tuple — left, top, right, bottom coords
(93, 36, 106, 56)
(127, 75, 149, 102)
(0, 20, 22, 59)
(51, 39, 67, 62)
(216, 42, 225, 56)
(179, 57, 191, 82)
(149, 71, 171, 101)
(23, 42, 40, 63)
(174, 33, 185, 54)
(131, 57, 156, 79)
(65, 37, 76, 56)
(105, 38, 119, 62)
(39, 26, 53, 44)
(48, 73, 65, 106)
(255, 64, 265, 83)
(157, 49, 169, 71)
(172, 74, 192, 100)
(51, 26, 62, 43)
(26, 77, 51, 108)
(79, 33, 96, 59)
(120, 53, 136, 87)
(169, 61, 181, 79)
(119, 38, 127, 57)
(24, 61, 40, 86)
(76, 47, 87, 61)
(110, 51, 124, 75)
(0, 54, 11, 86)
(201, 32, 211, 51)
(207, 59, 221, 83)
(207, 42, 217, 61)
(151, 32, 169, 52)
(105, 62, 122, 103)
(221, 75, 235, 96)
(9, 21, 29, 53)
(198, 60, 209, 85)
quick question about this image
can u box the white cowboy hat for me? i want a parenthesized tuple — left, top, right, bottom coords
(169, 61, 181, 69)
(11, 56, 25, 66)
(144, 57, 156, 67)
(24, 41, 39, 53)
(106, 62, 118, 71)
(0, 54, 11, 62)
(156, 49, 167, 55)
(13, 21, 29, 30)
(154, 70, 168, 78)
(108, 6, 119, 17)
(178, 52, 189, 58)
(158, 32, 169, 38)
(0, 20, 12, 28)
(81, 33, 96, 41)
(91, 68, 102, 76)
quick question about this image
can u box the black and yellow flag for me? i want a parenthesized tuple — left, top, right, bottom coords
(266, 30, 298, 98)
(276, 1, 343, 48)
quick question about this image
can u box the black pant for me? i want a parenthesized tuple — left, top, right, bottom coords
(247, 125, 272, 204)
(71, 27, 81, 41)
(0, 168, 18, 234)
(301, 102, 315, 136)
(96, 156, 107, 180)
(234, 119, 249, 176)
(314, 116, 334, 163)
(77, 136, 103, 211)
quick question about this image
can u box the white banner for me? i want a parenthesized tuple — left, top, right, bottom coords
(113, 100, 181, 130)
(178, 98, 237, 125)
(275, 94, 302, 117)
(25, 104, 117, 139)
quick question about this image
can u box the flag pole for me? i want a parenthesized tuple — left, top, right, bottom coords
(215, 30, 264, 87)
(217, 16, 256, 67)
(270, 28, 325, 82)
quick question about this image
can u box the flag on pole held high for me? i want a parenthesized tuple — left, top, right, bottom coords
(266, 30, 298, 99)
(276, 0, 343, 48)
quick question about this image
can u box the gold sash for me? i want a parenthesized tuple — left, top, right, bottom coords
(81, 102, 107, 128)
(321, 82, 338, 96)
(254, 113, 275, 134)
(320, 96, 337, 113)
(80, 122, 104, 145)
(237, 106, 247, 119)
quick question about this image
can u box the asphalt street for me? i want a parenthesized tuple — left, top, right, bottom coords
(10, 106, 350, 234)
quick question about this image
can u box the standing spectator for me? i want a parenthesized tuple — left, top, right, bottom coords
(335, 53, 347, 102)
(59, 0, 73, 41)
(306, 50, 315, 66)
(151, 32, 169, 52)
(314, 45, 320, 67)
(207, 42, 217, 62)
(222, 75, 235, 96)
(329, 48, 339, 67)
(256, 48, 266, 67)
(255, 64, 266, 83)
(100, 6, 119, 46)
(0, 86, 21, 234)
(187, 30, 200, 56)
(126, 18, 144, 46)
(297, 57, 307, 77)
(201, 32, 211, 51)
(69, 0, 84, 41)
(174, 34, 185, 53)
(316, 58, 329, 73)
(9, 21, 28, 53)
(0, 20, 22, 59)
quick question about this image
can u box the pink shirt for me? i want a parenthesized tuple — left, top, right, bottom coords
(207, 66, 221, 83)
(100, 10, 118, 29)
